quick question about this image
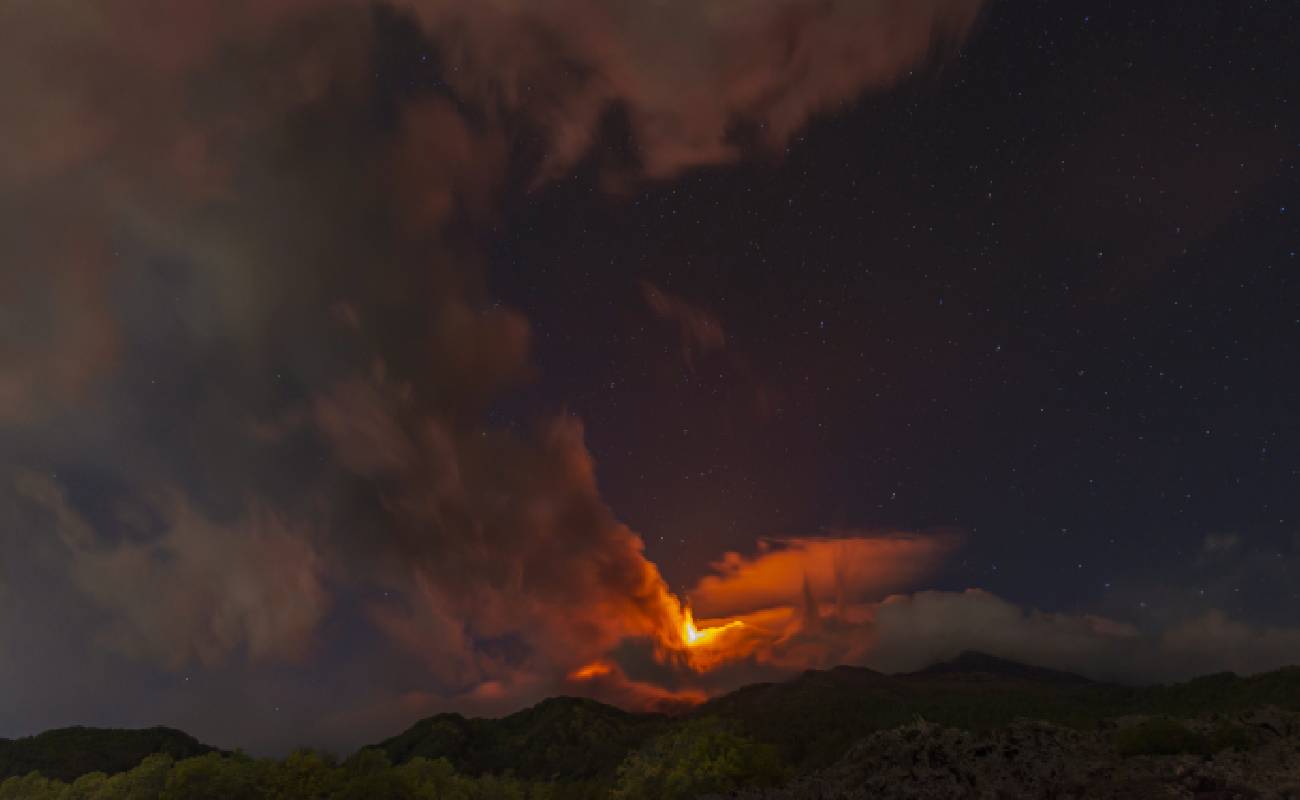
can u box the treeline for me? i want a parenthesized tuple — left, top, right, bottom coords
(0, 720, 786, 800)
(0, 727, 214, 784)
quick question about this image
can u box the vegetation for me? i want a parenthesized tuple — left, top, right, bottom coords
(5, 654, 1300, 798)
(0, 727, 214, 783)
(1113, 717, 1260, 757)
(1113, 718, 1209, 757)
(0, 750, 579, 800)
(0, 730, 782, 800)
(610, 719, 786, 800)
(376, 697, 666, 781)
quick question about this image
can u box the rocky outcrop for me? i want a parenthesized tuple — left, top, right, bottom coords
(717, 708, 1300, 800)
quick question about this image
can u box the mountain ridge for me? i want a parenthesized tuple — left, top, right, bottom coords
(8, 652, 1300, 785)
(902, 650, 1095, 684)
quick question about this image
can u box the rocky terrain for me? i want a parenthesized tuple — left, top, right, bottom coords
(718, 708, 1300, 800)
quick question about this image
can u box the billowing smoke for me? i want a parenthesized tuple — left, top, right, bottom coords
(0, 0, 990, 745)
(14, 472, 329, 668)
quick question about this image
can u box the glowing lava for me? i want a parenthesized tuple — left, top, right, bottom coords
(566, 595, 760, 702)
(681, 607, 745, 648)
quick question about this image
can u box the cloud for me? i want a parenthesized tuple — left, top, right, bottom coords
(2, 0, 986, 187)
(407, 0, 986, 179)
(668, 537, 1119, 676)
(862, 589, 1141, 677)
(689, 533, 960, 619)
(663, 534, 1300, 683)
(11, 471, 328, 668)
(713, 587, 1300, 684)
(0, 0, 987, 443)
(307, 366, 691, 693)
(563, 659, 706, 713)
(0, 224, 120, 425)
(0, 0, 991, 747)
(865, 589, 1300, 683)
(1159, 611, 1300, 678)
(642, 282, 727, 370)
(6, 0, 1296, 749)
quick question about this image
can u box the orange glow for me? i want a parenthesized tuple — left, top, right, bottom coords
(569, 660, 614, 681)
(578, 533, 957, 693)
(566, 657, 708, 712)
(635, 534, 956, 675)
(681, 607, 744, 648)
(689, 534, 959, 619)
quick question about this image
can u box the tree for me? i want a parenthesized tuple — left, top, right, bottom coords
(62, 771, 109, 800)
(93, 753, 173, 800)
(266, 749, 343, 799)
(612, 719, 787, 800)
(159, 752, 261, 800)
(0, 771, 60, 800)
(396, 756, 472, 800)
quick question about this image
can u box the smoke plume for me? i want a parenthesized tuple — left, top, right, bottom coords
(2, 0, 1079, 749)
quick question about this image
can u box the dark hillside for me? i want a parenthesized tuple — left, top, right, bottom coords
(0, 726, 216, 783)
(377, 696, 666, 780)
(903, 651, 1093, 685)
(693, 654, 1300, 770)
(375, 656, 1300, 779)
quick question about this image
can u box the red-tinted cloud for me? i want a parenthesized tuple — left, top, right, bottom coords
(690, 534, 960, 619)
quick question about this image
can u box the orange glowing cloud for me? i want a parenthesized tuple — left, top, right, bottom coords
(566, 658, 706, 713)
(600, 532, 963, 679)
(688, 533, 960, 620)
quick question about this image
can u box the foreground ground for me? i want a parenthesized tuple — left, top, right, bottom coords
(720, 708, 1300, 800)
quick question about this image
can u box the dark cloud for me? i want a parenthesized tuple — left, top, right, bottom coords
(13, 471, 328, 668)
(642, 282, 727, 370)
(404, 0, 987, 179)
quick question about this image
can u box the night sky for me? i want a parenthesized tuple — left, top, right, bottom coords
(502, 1, 1300, 620)
(2, 0, 1299, 755)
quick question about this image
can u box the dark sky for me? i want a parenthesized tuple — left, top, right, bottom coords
(494, 0, 1300, 620)
(2, 0, 1298, 755)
